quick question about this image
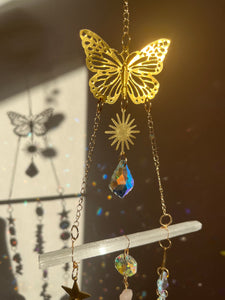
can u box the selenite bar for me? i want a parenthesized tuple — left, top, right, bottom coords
(39, 221, 202, 269)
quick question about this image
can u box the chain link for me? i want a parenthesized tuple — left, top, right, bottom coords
(145, 99, 173, 286)
(123, 275, 129, 289)
(145, 100, 168, 216)
(70, 99, 104, 273)
(122, 0, 131, 54)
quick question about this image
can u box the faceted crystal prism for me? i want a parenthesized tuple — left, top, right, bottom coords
(157, 271, 169, 299)
(115, 254, 137, 277)
(109, 160, 134, 198)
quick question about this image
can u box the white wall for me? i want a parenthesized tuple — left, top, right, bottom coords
(0, 67, 87, 299)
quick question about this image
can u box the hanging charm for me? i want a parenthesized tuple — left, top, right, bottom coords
(105, 110, 140, 155)
(105, 109, 139, 197)
(115, 236, 136, 300)
(67, 0, 173, 297)
(62, 280, 91, 300)
(62, 248, 90, 300)
(109, 158, 134, 198)
(157, 269, 169, 300)
(120, 289, 133, 300)
(80, 0, 170, 199)
(80, 29, 170, 105)
(105, 112, 139, 197)
(155, 216, 172, 300)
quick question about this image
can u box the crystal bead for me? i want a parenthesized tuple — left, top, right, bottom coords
(120, 289, 133, 300)
(115, 253, 137, 277)
(157, 271, 169, 292)
(109, 160, 134, 198)
(157, 271, 169, 298)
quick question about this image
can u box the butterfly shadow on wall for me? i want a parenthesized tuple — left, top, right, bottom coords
(7, 108, 65, 177)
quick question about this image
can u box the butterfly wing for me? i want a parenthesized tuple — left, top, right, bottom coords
(80, 29, 123, 104)
(33, 108, 53, 136)
(127, 39, 170, 104)
(7, 111, 31, 137)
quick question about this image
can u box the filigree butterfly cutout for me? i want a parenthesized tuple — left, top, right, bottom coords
(7, 108, 53, 137)
(80, 29, 170, 104)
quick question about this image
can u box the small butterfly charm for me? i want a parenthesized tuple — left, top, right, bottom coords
(80, 29, 170, 104)
(7, 108, 53, 137)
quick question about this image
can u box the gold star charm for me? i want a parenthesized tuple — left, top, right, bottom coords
(62, 280, 91, 300)
(105, 110, 140, 155)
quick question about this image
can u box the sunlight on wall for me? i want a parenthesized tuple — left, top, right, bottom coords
(0, 67, 87, 299)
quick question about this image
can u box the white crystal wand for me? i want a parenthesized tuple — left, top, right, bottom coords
(39, 221, 202, 269)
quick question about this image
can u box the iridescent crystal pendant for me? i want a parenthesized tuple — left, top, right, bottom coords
(157, 271, 169, 299)
(115, 253, 137, 277)
(109, 159, 134, 198)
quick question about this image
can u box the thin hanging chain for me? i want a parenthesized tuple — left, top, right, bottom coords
(70, 99, 104, 279)
(145, 100, 170, 218)
(122, 0, 131, 54)
(123, 236, 130, 289)
(145, 100, 172, 299)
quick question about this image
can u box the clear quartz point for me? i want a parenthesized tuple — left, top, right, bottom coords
(109, 159, 134, 198)
(120, 289, 133, 300)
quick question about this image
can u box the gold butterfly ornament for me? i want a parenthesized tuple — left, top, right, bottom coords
(80, 29, 170, 198)
(80, 29, 170, 104)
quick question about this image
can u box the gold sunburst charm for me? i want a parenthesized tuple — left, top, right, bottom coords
(105, 110, 140, 155)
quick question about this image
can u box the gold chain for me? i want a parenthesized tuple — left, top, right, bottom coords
(144, 100, 169, 217)
(70, 99, 104, 279)
(145, 99, 172, 292)
(123, 241, 129, 289)
(122, 0, 131, 54)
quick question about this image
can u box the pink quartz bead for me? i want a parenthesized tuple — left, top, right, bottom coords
(119, 289, 133, 300)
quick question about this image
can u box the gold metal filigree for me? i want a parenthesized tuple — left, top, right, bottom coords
(105, 110, 140, 154)
(80, 29, 170, 104)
